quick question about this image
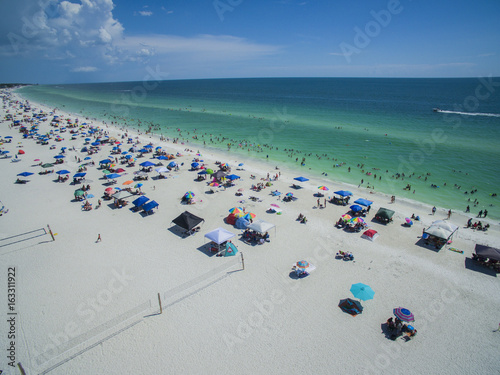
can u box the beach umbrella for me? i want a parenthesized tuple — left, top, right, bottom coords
(104, 187, 115, 193)
(405, 217, 413, 225)
(41, 163, 54, 168)
(341, 214, 352, 221)
(157, 155, 168, 160)
(74, 189, 85, 197)
(206, 169, 214, 174)
(134, 183, 143, 188)
(125, 154, 133, 159)
(140, 161, 155, 167)
(286, 192, 294, 197)
(209, 182, 220, 187)
(350, 283, 375, 301)
(226, 174, 240, 180)
(56, 169, 70, 175)
(350, 217, 365, 224)
(106, 173, 121, 179)
(191, 162, 199, 168)
(99, 159, 111, 164)
(334, 190, 353, 197)
(296, 260, 310, 269)
(393, 307, 415, 322)
(115, 168, 126, 173)
(123, 180, 134, 185)
(17, 172, 34, 177)
(84, 156, 92, 160)
(54, 155, 65, 159)
(198, 170, 207, 175)
(34, 159, 40, 162)
(318, 186, 329, 191)
(270, 203, 280, 208)
(294, 177, 309, 182)
(229, 207, 244, 214)
(18, 149, 25, 155)
(350, 204, 363, 212)
(339, 298, 364, 316)
(242, 212, 256, 221)
(184, 191, 195, 199)
(73, 172, 86, 178)
(168, 161, 177, 168)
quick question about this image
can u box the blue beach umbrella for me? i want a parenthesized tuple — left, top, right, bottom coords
(157, 155, 168, 160)
(350, 204, 363, 212)
(84, 156, 92, 160)
(238, 163, 244, 166)
(91, 142, 100, 146)
(17, 171, 34, 177)
(350, 283, 375, 301)
(56, 170, 71, 175)
(139, 161, 155, 167)
(99, 159, 111, 164)
(191, 162, 199, 168)
(73, 172, 86, 178)
(198, 170, 207, 175)
(226, 174, 240, 180)
(54, 155, 65, 159)
(106, 173, 121, 179)
(168, 161, 177, 168)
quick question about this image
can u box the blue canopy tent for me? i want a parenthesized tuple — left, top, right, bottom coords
(106, 173, 121, 179)
(294, 177, 309, 182)
(235, 217, 250, 229)
(226, 174, 240, 180)
(354, 198, 373, 207)
(334, 190, 353, 197)
(142, 200, 159, 214)
(132, 196, 149, 208)
(73, 172, 86, 178)
(56, 169, 71, 175)
(140, 161, 155, 167)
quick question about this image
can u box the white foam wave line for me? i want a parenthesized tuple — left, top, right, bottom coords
(437, 110, 500, 118)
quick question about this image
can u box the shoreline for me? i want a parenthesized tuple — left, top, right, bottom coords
(12, 88, 500, 227)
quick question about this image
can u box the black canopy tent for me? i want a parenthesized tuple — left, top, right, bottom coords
(374, 207, 395, 223)
(474, 244, 500, 261)
(172, 211, 205, 231)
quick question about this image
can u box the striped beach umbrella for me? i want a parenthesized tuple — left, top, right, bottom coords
(296, 260, 310, 269)
(393, 307, 415, 322)
(229, 207, 243, 214)
(318, 186, 329, 191)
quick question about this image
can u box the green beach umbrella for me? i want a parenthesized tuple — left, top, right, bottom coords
(74, 189, 85, 197)
(206, 169, 214, 174)
(41, 163, 54, 168)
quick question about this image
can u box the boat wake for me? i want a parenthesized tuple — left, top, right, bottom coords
(434, 109, 500, 118)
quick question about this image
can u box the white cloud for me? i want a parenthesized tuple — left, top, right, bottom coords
(118, 34, 281, 62)
(71, 66, 98, 72)
(139, 11, 153, 16)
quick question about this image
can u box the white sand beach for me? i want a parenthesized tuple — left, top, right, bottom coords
(1, 90, 499, 375)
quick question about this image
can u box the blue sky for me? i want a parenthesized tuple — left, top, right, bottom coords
(0, 0, 499, 84)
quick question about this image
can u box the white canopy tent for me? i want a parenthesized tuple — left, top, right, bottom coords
(204, 227, 236, 244)
(246, 219, 276, 235)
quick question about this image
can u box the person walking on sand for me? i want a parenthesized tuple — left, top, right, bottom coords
(432, 206, 436, 215)
(317, 198, 320, 208)
(447, 209, 452, 219)
(96, 234, 101, 243)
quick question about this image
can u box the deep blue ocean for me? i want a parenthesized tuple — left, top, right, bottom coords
(17, 78, 500, 220)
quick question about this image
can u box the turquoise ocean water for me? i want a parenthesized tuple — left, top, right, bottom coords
(16, 78, 500, 220)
